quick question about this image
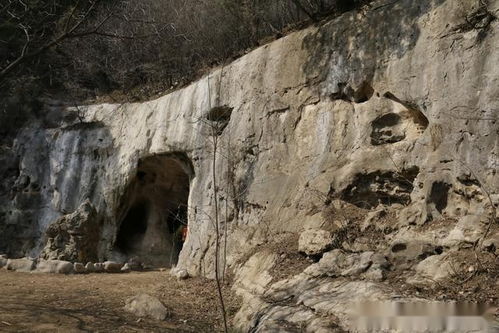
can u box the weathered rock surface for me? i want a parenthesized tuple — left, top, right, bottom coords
(0, 0, 498, 330)
(40, 200, 100, 263)
(124, 294, 170, 320)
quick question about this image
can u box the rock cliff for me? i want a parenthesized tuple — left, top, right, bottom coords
(1, 0, 498, 331)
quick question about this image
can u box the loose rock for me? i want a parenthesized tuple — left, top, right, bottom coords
(298, 229, 333, 256)
(35, 259, 73, 274)
(124, 294, 170, 320)
(74, 262, 86, 273)
(94, 263, 104, 272)
(6, 258, 36, 272)
(85, 262, 95, 272)
(103, 261, 122, 273)
(176, 269, 189, 280)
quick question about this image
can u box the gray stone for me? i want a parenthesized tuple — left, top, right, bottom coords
(74, 262, 86, 273)
(103, 261, 122, 273)
(0, 255, 7, 268)
(85, 262, 95, 272)
(124, 294, 170, 320)
(388, 240, 442, 269)
(304, 250, 374, 278)
(175, 269, 189, 280)
(40, 200, 100, 263)
(35, 259, 73, 274)
(94, 262, 104, 272)
(6, 258, 36, 272)
(298, 229, 333, 256)
(411, 254, 453, 282)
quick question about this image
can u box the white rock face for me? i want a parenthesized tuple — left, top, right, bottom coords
(1, 0, 499, 330)
(124, 294, 169, 321)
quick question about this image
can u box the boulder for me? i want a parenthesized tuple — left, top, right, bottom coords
(35, 259, 74, 274)
(175, 269, 189, 280)
(298, 229, 333, 256)
(124, 294, 170, 320)
(40, 200, 100, 263)
(74, 262, 86, 273)
(304, 250, 374, 278)
(103, 261, 122, 273)
(6, 258, 36, 272)
(411, 254, 453, 282)
(94, 263, 104, 272)
(85, 262, 95, 272)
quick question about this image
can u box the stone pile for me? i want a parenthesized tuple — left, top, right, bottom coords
(0, 255, 143, 274)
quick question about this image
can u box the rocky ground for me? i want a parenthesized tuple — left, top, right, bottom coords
(0, 270, 238, 333)
(231, 200, 499, 331)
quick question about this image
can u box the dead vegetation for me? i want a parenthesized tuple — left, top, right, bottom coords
(0, 270, 240, 332)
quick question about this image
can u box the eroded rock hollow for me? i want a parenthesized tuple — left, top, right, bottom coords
(115, 154, 192, 267)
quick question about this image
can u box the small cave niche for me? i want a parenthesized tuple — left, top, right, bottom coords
(340, 167, 420, 209)
(206, 106, 233, 135)
(330, 81, 374, 103)
(428, 181, 451, 214)
(352, 81, 375, 103)
(371, 113, 405, 145)
(115, 153, 193, 267)
(383, 92, 429, 131)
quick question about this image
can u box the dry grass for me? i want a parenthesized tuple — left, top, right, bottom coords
(0, 270, 240, 332)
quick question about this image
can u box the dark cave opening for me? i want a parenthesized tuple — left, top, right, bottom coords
(115, 153, 193, 267)
(116, 201, 149, 254)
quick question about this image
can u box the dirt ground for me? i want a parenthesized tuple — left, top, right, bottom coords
(0, 270, 239, 333)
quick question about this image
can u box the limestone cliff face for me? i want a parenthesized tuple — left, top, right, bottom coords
(1, 0, 499, 330)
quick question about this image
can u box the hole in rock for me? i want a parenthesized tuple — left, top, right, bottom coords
(383, 92, 429, 130)
(206, 106, 233, 135)
(330, 81, 374, 103)
(371, 113, 405, 145)
(391, 243, 407, 253)
(340, 167, 419, 209)
(115, 153, 193, 267)
(428, 181, 451, 214)
(353, 81, 374, 103)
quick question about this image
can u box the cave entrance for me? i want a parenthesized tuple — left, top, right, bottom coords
(115, 153, 193, 267)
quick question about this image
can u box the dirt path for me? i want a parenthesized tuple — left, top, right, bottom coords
(0, 270, 237, 333)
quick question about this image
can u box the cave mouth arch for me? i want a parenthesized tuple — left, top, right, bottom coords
(115, 153, 194, 267)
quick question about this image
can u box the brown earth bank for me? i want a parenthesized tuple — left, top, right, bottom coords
(0, 270, 238, 333)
